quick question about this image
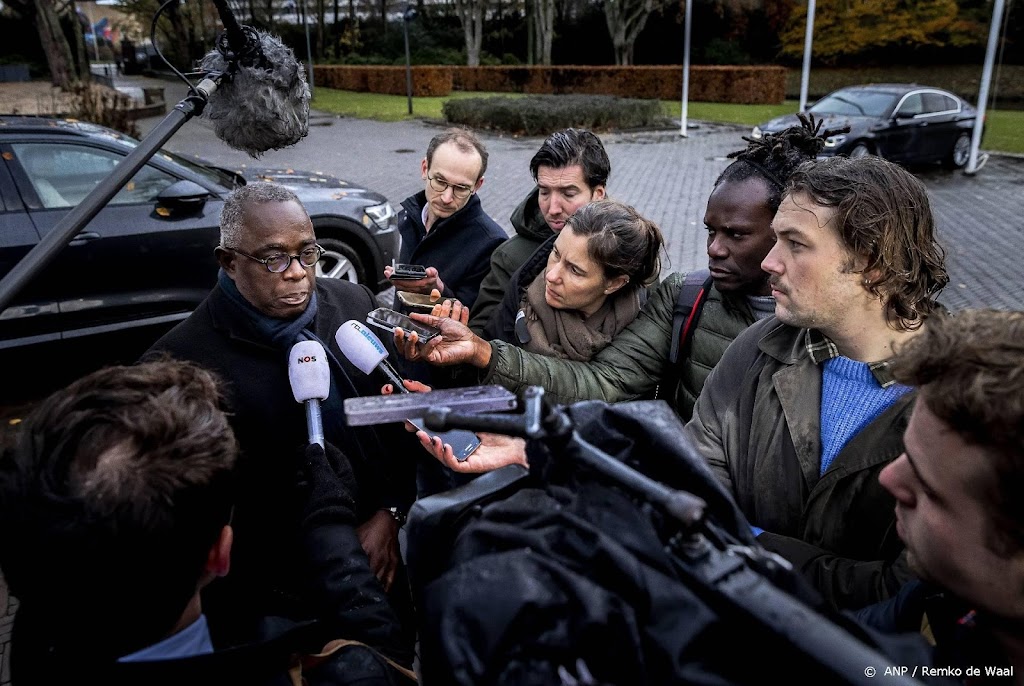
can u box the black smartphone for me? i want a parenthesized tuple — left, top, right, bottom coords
(396, 291, 440, 314)
(366, 307, 441, 344)
(407, 419, 482, 462)
(389, 262, 428, 281)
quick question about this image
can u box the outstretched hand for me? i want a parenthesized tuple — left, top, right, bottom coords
(394, 312, 492, 368)
(415, 430, 528, 474)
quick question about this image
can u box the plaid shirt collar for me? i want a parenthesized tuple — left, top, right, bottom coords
(804, 329, 900, 388)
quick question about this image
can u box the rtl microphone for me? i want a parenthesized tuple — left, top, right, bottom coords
(334, 321, 409, 394)
(288, 340, 331, 447)
(200, 0, 310, 158)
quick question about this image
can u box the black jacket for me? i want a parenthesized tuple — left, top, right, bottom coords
(147, 279, 416, 647)
(397, 191, 507, 308)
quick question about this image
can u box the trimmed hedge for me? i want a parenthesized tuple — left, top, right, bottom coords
(442, 94, 666, 136)
(451, 66, 785, 104)
(315, 65, 453, 97)
(313, 65, 785, 104)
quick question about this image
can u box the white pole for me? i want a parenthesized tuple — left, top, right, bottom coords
(679, 0, 692, 137)
(798, 0, 815, 112)
(965, 0, 1006, 175)
(303, 0, 315, 97)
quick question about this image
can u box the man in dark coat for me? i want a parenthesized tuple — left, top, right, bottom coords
(146, 182, 416, 654)
(386, 127, 506, 309)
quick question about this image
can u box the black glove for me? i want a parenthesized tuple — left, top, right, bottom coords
(297, 442, 358, 530)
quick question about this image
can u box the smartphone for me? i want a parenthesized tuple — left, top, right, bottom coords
(389, 262, 428, 281)
(366, 307, 441, 344)
(407, 419, 481, 462)
(396, 291, 441, 314)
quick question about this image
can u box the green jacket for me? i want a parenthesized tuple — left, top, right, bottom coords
(683, 317, 914, 611)
(483, 272, 756, 421)
(468, 187, 551, 335)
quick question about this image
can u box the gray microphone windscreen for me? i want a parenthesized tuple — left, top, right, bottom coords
(335, 320, 388, 376)
(200, 30, 310, 158)
(288, 340, 330, 402)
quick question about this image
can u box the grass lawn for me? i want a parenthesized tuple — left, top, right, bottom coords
(312, 89, 1024, 155)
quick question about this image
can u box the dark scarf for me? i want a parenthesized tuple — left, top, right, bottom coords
(217, 270, 379, 470)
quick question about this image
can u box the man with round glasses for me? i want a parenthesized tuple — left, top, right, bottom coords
(146, 181, 417, 659)
(387, 127, 506, 309)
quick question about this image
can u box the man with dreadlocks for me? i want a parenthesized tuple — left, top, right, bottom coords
(396, 117, 831, 419)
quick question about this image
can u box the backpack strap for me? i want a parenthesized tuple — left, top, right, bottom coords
(669, 269, 714, 364)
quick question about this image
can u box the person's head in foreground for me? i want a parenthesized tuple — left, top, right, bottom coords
(879, 309, 1024, 621)
(0, 359, 237, 670)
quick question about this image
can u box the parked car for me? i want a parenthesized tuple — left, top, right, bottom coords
(0, 115, 399, 352)
(751, 84, 978, 168)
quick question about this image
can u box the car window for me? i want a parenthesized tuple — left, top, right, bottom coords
(11, 143, 177, 209)
(895, 93, 925, 117)
(922, 92, 959, 114)
(809, 90, 895, 117)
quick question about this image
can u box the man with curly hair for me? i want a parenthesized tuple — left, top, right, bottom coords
(859, 309, 1024, 677)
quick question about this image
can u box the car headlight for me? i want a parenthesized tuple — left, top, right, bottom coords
(824, 134, 847, 148)
(363, 202, 396, 231)
(751, 126, 763, 140)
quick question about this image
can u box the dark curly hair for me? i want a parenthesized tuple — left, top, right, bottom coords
(530, 128, 611, 190)
(786, 155, 948, 330)
(715, 113, 843, 212)
(892, 309, 1024, 556)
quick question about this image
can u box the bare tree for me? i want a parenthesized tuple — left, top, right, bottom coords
(603, 0, 665, 65)
(454, 0, 488, 66)
(22, 0, 78, 88)
(532, 0, 554, 65)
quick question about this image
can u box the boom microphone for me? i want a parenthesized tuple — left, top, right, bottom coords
(288, 340, 331, 447)
(200, 0, 310, 157)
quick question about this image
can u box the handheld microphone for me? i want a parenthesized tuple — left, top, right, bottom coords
(335, 320, 484, 461)
(288, 340, 331, 448)
(200, 0, 310, 158)
(335, 321, 409, 394)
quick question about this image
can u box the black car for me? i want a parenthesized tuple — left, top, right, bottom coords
(752, 84, 978, 168)
(0, 116, 399, 353)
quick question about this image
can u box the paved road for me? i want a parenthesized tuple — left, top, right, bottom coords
(136, 74, 1024, 312)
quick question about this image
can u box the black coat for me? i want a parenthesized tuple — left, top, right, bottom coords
(397, 191, 507, 308)
(147, 279, 416, 647)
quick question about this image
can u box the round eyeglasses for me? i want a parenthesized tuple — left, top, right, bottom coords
(228, 245, 324, 273)
(427, 174, 475, 200)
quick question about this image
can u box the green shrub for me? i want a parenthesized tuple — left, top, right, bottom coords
(442, 94, 667, 136)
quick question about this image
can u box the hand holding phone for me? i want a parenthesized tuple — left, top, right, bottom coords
(388, 261, 428, 281)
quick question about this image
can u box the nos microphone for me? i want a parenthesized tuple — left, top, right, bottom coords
(335, 321, 409, 394)
(200, 0, 310, 157)
(288, 340, 331, 447)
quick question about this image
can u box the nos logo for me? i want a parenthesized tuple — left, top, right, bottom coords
(296, 355, 318, 363)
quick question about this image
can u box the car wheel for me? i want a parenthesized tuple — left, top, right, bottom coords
(849, 143, 871, 159)
(945, 133, 971, 169)
(316, 238, 364, 285)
